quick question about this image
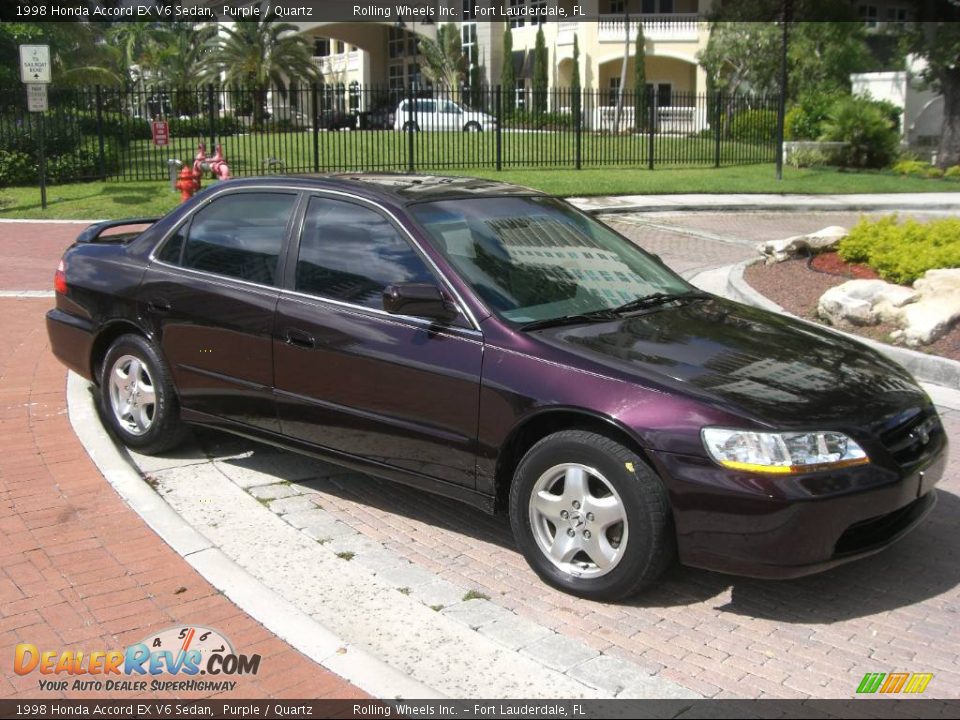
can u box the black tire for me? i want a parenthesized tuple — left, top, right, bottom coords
(463, 121, 482, 132)
(402, 121, 420, 132)
(99, 334, 188, 455)
(509, 430, 674, 601)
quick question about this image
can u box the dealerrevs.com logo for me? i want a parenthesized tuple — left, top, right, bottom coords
(14, 625, 261, 693)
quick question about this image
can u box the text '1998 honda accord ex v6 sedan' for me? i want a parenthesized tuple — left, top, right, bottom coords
(46, 175, 948, 600)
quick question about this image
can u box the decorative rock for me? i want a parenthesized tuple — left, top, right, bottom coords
(757, 226, 848, 264)
(816, 268, 960, 346)
(817, 279, 888, 326)
(900, 268, 960, 346)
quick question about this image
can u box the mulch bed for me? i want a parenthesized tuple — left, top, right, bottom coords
(743, 254, 960, 363)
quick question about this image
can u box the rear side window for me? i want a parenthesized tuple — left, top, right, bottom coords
(295, 196, 436, 309)
(163, 192, 296, 286)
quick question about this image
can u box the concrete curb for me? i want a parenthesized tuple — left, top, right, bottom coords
(66, 371, 443, 700)
(710, 259, 960, 390)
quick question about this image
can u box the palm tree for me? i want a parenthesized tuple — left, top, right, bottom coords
(154, 23, 217, 117)
(33, 23, 124, 87)
(208, 4, 321, 126)
(418, 24, 465, 102)
(108, 22, 175, 118)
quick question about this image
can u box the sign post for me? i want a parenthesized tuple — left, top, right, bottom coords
(20, 44, 51, 210)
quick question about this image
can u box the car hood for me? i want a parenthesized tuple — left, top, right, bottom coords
(531, 296, 928, 429)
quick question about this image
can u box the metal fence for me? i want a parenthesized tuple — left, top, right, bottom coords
(0, 83, 780, 184)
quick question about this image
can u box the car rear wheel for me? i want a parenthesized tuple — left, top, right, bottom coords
(100, 334, 187, 455)
(402, 121, 420, 132)
(464, 121, 482, 132)
(509, 430, 674, 600)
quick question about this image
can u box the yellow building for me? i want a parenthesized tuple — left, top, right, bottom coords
(293, 0, 714, 117)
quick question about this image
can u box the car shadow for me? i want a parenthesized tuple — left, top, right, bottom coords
(186, 426, 960, 619)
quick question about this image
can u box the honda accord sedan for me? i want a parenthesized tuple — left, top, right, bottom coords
(46, 175, 947, 600)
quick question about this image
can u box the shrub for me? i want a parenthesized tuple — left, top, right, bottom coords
(838, 215, 960, 285)
(0, 115, 81, 157)
(892, 159, 932, 177)
(729, 109, 777, 143)
(505, 110, 573, 130)
(784, 91, 833, 140)
(0, 150, 35, 187)
(819, 96, 899, 169)
(787, 148, 830, 168)
(925, 166, 944, 179)
(945, 165, 960, 180)
(46, 140, 120, 184)
(166, 114, 242, 138)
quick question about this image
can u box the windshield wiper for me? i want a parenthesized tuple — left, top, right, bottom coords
(518, 309, 620, 332)
(612, 290, 710, 315)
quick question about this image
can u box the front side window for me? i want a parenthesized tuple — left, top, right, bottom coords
(410, 197, 690, 324)
(161, 192, 296, 286)
(296, 196, 437, 310)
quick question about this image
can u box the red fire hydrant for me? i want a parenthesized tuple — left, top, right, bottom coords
(175, 166, 200, 202)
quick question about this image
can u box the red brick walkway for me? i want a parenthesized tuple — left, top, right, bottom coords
(0, 222, 365, 700)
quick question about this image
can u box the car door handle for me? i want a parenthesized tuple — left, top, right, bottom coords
(284, 328, 315, 349)
(147, 299, 171, 314)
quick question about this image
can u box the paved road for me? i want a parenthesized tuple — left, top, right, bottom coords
(5, 214, 959, 701)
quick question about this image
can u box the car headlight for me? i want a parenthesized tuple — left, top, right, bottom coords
(701, 428, 868, 474)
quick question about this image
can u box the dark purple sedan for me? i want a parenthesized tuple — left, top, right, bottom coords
(46, 175, 947, 600)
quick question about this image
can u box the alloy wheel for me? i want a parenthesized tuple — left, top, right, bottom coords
(528, 463, 629, 579)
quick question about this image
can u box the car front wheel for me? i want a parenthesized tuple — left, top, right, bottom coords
(100, 334, 187, 455)
(509, 430, 674, 600)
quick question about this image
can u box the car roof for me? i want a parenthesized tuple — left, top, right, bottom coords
(214, 174, 547, 206)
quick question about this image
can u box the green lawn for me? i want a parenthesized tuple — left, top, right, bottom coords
(116, 130, 772, 179)
(0, 165, 954, 220)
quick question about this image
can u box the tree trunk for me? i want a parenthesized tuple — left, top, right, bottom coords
(937, 68, 960, 168)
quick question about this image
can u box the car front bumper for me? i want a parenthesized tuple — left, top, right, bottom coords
(651, 430, 947, 579)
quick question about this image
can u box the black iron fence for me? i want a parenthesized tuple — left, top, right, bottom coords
(0, 84, 780, 184)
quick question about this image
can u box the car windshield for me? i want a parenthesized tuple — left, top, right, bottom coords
(409, 196, 692, 324)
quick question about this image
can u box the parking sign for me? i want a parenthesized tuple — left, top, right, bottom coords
(26, 84, 48, 112)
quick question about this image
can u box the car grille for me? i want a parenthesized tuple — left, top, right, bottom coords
(834, 493, 935, 556)
(878, 406, 944, 468)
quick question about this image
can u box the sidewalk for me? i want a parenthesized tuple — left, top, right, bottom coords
(569, 191, 960, 214)
(0, 296, 364, 699)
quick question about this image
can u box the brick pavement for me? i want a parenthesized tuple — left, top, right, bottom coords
(5, 215, 959, 701)
(0, 221, 365, 700)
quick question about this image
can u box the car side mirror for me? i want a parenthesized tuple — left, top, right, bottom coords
(383, 283, 458, 321)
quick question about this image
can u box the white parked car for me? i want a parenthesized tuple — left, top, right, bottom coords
(393, 99, 497, 132)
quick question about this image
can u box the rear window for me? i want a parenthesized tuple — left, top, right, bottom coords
(156, 192, 297, 286)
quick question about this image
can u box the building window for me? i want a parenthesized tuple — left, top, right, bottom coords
(510, 0, 525, 28)
(641, 0, 674, 12)
(858, 4, 878, 27)
(314, 38, 330, 57)
(530, 0, 546, 25)
(609, 0, 625, 13)
(646, 82, 672, 107)
(389, 27, 410, 59)
(886, 6, 910, 24)
(608, 77, 620, 106)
